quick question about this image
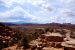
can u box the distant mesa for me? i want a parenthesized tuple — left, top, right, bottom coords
(0, 23, 5, 27)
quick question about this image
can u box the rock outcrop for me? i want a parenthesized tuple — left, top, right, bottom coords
(29, 29, 75, 50)
(0, 23, 18, 50)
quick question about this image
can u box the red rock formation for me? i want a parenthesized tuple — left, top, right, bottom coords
(0, 23, 17, 50)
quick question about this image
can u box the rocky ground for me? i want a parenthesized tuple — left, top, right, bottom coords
(28, 29, 75, 50)
(0, 23, 75, 50)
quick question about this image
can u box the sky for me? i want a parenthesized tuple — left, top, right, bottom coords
(0, 0, 75, 24)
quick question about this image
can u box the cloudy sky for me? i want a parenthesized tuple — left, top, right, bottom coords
(0, 0, 75, 24)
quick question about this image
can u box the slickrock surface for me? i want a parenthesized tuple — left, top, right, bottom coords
(42, 47, 63, 50)
(62, 40, 75, 50)
(2, 44, 17, 50)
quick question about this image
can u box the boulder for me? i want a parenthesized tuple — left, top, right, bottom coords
(55, 42, 62, 48)
(61, 40, 75, 50)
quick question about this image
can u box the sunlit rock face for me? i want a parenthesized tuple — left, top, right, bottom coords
(41, 33, 64, 42)
(62, 40, 75, 50)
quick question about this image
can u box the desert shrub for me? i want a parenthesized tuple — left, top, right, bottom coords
(60, 30, 66, 35)
(21, 35, 30, 49)
(49, 29, 54, 33)
(45, 28, 50, 32)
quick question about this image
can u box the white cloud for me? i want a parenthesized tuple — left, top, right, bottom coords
(0, 0, 45, 7)
(38, 3, 54, 13)
(0, 5, 43, 22)
(56, 9, 73, 23)
(0, 19, 21, 22)
(0, 6, 24, 18)
(61, 9, 75, 17)
(0, 0, 75, 23)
